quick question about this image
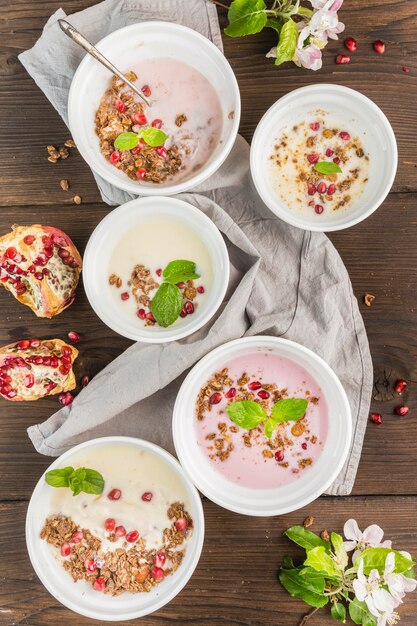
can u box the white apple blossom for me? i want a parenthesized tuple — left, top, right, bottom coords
(353, 559, 398, 622)
(384, 551, 417, 604)
(343, 518, 392, 562)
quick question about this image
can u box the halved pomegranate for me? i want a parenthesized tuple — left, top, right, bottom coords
(0, 224, 82, 318)
(0, 338, 78, 402)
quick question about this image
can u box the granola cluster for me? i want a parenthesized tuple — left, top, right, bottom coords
(40, 502, 193, 596)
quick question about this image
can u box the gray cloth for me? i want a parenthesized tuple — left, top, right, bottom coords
(19, 0, 373, 496)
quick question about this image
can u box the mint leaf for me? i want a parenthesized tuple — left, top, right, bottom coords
(163, 260, 200, 285)
(45, 466, 74, 488)
(225, 0, 267, 37)
(264, 417, 276, 438)
(349, 599, 377, 626)
(304, 546, 341, 578)
(150, 282, 183, 328)
(114, 132, 139, 151)
(331, 532, 348, 570)
(284, 526, 330, 553)
(331, 602, 346, 623)
(275, 19, 298, 66)
(81, 469, 105, 495)
(139, 127, 168, 147)
(226, 400, 267, 429)
(314, 161, 342, 175)
(279, 566, 328, 609)
(271, 398, 308, 423)
(358, 548, 415, 575)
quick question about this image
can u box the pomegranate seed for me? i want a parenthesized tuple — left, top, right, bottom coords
(18, 340, 30, 350)
(141, 84, 151, 97)
(45, 380, 57, 392)
(1, 386, 11, 396)
(108, 488, 121, 500)
(275, 450, 285, 462)
(370, 412, 383, 425)
(373, 39, 385, 54)
(62, 346, 72, 357)
(146, 312, 156, 322)
(50, 357, 59, 368)
(156, 268, 162, 277)
(325, 148, 334, 157)
(301, 442, 307, 450)
(141, 491, 153, 502)
(344, 37, 357, 52)
(333, 157, 341, 164)
(309, 122, 320, 131)
(151, 119, 163, 129)
(156, 146, 167, 158)
(131, 112, 147, 125)
(93, 577, 106, 592)
(180, 306, 187, 318)
(307, 183, 316, 196)
(154, 552, 166, 568)
(403, 66, 410, 73)
(176, 282, 186, 289)
(67, 331, 80, 343)
(60, 542, 71, 557)
(121, 292, 130, 301)
(248, 381, 262, 391)
(307, 153, 319, 164)
(6, 247, 17, 259)
(23, 235, 35, 245)
(43, 247, 53, 259)
(185, 301, 194, 314)
(42, 356, 51, 366)
(72, 531, 84, 543)
(258, 390, 270, 400)
(339, 131, 350, 140)
(115, 98, 126, 112)
(59, 365, 70, 375)
(59, 392, 74, 406)
(315, 204, 324, 214)
(327, 184, 336, 195)
(209, 392, 222, 405)
(35, 356, 43, 365)
(81, 375, 90, 388)
(394, 379, 407, 394)
(175, 517, 188, 532)
(137, 308, 146, 320)
(131, 143, 143, 155)
(317, 182, 327, 194)
(6, 389, 17, 399)
(34, 271, 44, 281)
(136, 168, 146, 180)
(24, 373, 34, 388)
(308, 200, 316, 208)
(114, 525, 126, 537)
(197, 285, 205, 294)
(126, 530, 139, 543)
(110, 151, 120, 165)
(151, 566, 164, 582)
(336, 54, 350, 64)
(105, 518, 115, 532)
(58, 247, 70, 259)
(225, 387, 236, 399)
(395, 405, 409, 417)
(84, 559, 97, 573)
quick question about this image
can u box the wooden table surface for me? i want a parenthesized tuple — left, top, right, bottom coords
(0, 1, 416, 624)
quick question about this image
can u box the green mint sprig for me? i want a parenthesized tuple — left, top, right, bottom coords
(150, 260, 200, 328)
(314, 161, 342, 175)
(114, 128, 168, 151)
(226, 397, 308, 439)
(45, 466, 105, 497)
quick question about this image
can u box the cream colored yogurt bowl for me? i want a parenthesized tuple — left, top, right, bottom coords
(68, 21, 240, 196)
(26, 436, 205, 622)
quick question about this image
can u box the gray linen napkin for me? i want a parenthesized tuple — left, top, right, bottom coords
(19, 0, 373, 496)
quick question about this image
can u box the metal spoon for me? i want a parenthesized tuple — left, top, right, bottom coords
(58, 19, 151, 107)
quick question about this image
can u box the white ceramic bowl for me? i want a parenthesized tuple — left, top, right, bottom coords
(173, 336, 352, 516)
(68, 21, 240, 196)
(26, 436, 205, 621)
(250, 84, 397, 232)
(83, 196, 229, 342)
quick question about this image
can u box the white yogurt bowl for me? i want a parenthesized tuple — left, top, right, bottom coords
(83, 196, 229, 342)
(26, 436, 205, 621)
(250, 84, 397, 232)
(68, 21, 240, 196)
(173, 336, 352, 516)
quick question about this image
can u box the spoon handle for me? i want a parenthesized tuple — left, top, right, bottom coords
(58, 19, 150, 107)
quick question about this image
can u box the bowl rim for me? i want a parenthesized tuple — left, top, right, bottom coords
(25, 435, 205, 621)
(82, 195, 230, 343)
(250, 83, 398, 232)
(68, 20, 241, 197)
(172, 335, 352, 516)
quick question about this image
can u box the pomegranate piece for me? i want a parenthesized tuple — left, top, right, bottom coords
(402, 66, 410, 73)
(120, 292, 130, 301)
(196, 285, 205, 294)
(58, 392, 74, 406)
(114, 525, 126, 537)
(301, 442, 308, 450)
(154, 552, 166, 568)
(394, 379, 407, 394)
(339, 131, 350, 141)
(126, 530, 139, 543)
(315, 205, 324, 214)
(72, 530, 84, 543)
(335, 54, 350, 65)
(151, 119, 163, 129)
(115, 98, 126, 112)
(209, 392, 222, 405)
(108, 488, 121, 500)
(151, 566, 165, 582)
(84, 559, 97, 573)
(317, 182, 327, 194)
(60, 542, 71, 557)
(325, 148, 334, 157)
(370, 412, 383, 425)
(93, 577, 106, 592)
(81, 375, 90, 388)
(176, 282, 186, 289)
(307, 153, 319, 164)
(137, 308, 146, 320)
(136, 168, 146, 180)
(23, 235, 35, 245)
(395, 405, 409, 417)
(131, 112, 147, 125)
(373, 39, 385, 54)
(248, 381, 262, 391)
(275, 450, 285, 462)
(156, 146, 167, 158)
(6, 247, 17, 259)
(141, 84, 151, 97)
(141, 491, 153, 502)
(110, 150, 120, 165)
(18, 340, 30, 350)
(307, 183, 316, 196)
(344, 37, 357, 52)
(146, 312, 156, 323)
(257, 390, 270, 400)
(24, 373, 34, 389)
(105, 518, 116, 532)
(67, 331, 80, 343)
(327, 184, 336, 195)
(309, 122, 320, 131)
(333, 157, 341, 164)
(225, 387, 236, 399)
(175, 517, 188, 532)
(184, 301, 194, 314)
(156, 268, 162, 277)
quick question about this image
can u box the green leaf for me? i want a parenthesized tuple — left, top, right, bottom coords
(114, 132, 139, 151)
(314, 161, 342, 175)
(150, 282, 183, 328)
(271, 398, 308, 424)
(331, 532, 348, 570)
(349, 599, 377, 626)
(139, 127, 168, 147)
(265, 17, 283, 33)
(359, 548, 415, 575)
(304, 546, 341, 578)
(45, 466, 74, 488)
(226, 400, 267, 430)
(331, 602, 346, 623)
(224, 0, 267, 37)
(275, 19, 298, 66)
(279, 567, 328, 608)
(297, 6, 313, 18)
(284, 526, 330, 553)
(81, 469, 105, 495)
(264, 417, 276, 438)
(163, 260, 200, 285)
(282, 556, 296, 570)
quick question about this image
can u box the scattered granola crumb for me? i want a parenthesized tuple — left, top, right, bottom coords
(47, 156, 58, 164)
(64, 138, 76, 148)
(228, 111, 235, 120)
(303, 516, 314, 528)
(73, 195, 82, 205)
(321, 529, 330, 541)
(364, 293, 376, 307)
(60, 179, 70, 191)
(59, 147, 70, 159)
(175, 113, 188, 127)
